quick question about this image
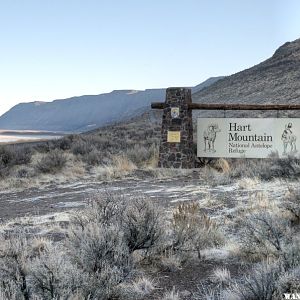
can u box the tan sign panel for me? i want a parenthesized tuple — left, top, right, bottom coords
(167, 131, 181, 143)
(197, 118, 299, 158)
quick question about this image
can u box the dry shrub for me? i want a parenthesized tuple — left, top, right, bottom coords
(126, 144, 158, 167)
(282, 187, 300, 225)
(0, 232, 32, 300)
(0, 232, 52, 300)
(71, 139, 94, 156)
(0, 280, 20, 300)
(230, 156, 300, 180)
(12, 146, 33, 165)
(68, 223, 133, 299)
(200, 261, 300, 300)
(71, 191, 126, 228)
(194, 262, 285, 300)
(231, 262, 280, 300)
(69, 192, 165, 297)
(1, 192, 166, 300)
(282, 235, 300, 270)
(275, 266, 300, 298)
(82, 148, 104, 165)
(70, 138, 105, 165)
(121, 197, 163, 253)
(172, 202, 225, 259)
(0, 145, 31, 167)
(35, 149, 67, 174)
(72, 192, 164, 254)
(0, 145, 32, 178)
(238, 211, 292, 262)
(0, 164, 9, 178)
(30, 246, 82, 299)
(55, 134, 74, 150)
(16, 166, 36, 179)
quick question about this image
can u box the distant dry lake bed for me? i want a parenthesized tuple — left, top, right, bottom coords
(0, 130, 64, 144)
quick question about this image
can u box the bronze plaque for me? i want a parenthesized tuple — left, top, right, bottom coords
(167, 131, 181, 143)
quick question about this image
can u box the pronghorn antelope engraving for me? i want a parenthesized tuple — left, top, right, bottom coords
(281, 123, 297, 155)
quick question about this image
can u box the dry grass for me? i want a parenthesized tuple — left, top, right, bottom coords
(118, 277, 156, 300)
(233, 191, 282, 219)
(214, 158, 231, 173)
(113, 155, 137, 172)
(202, 167, 232, 186)
(0, 152, 86, 191)
(237, 177, 260, 189)
(93, 155, 137, 181)
(161, 289, 181, 300)
(146, 167, 192, 179)
(199, 193, 219, 208)
(210, 267, 231, 285)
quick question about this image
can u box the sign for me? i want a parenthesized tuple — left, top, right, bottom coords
(171, 107, 180, 119)
(167, 131, 181, 143)
(197, 118, 299, 158)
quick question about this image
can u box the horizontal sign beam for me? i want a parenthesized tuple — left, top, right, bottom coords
(151, 102, 165, 109)
(151, 102, 300, 110)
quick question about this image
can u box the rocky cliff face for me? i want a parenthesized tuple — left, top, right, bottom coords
(193, 38, 300, 104)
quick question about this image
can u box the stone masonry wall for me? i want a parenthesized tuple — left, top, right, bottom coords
(158, 87, 195, 168)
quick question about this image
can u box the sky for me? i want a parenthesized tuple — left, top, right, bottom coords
(0, 0, 300, 116)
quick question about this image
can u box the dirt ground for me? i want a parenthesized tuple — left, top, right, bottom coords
(0, 171, 298, 299)
(0, 170, 293, 221)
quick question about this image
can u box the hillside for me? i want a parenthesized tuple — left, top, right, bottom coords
(191, 76, 225, 93)
(193, 38, 300, 104)
(0, 77, 222, 132)
(0, 89, 165, 132)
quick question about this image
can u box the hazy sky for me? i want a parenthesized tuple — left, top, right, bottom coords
(0, 0, 300, 116)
